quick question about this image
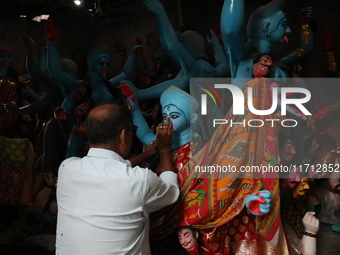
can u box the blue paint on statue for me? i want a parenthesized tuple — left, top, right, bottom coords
(221, 0, 313, 87)
(129, 85, 199, 151)
(124, 0, 228, 101)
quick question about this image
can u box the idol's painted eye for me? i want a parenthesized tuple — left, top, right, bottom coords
(170, 115, 179, 119)
(98, 60, 110, 66)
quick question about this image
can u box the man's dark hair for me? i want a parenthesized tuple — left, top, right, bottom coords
(86, 103, 132, 145)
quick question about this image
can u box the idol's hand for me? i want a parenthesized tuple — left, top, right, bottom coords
(143, 0, 164, 16)
(131, 44, 144, 56)
(246, 190, 271, 216)
(302, 211, 319, 234)
(54, 107, 68, 121)
(121, 82, 137, 111)
(207, 28, 219, 47)
(299, 7, 313, 23)
(45, 18, 59, 42)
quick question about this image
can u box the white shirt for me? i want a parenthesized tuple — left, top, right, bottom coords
(56, 148, 179, 255)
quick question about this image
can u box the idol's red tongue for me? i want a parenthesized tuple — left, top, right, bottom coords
(4, 61, 8, 66)
(284, 35, 289, 43)
(156, 64, 161, 69)
(102, 69, 107, 75)
(253, 72, 263, 78)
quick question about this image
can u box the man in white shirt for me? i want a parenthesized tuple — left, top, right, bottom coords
(56, 103, 180, 255)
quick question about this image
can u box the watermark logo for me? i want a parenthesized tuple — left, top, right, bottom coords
(189, 78, 339, 179)
(198, 82, 222, 112)
(193, 78, 312, 129)
(201, 84, 311, 116)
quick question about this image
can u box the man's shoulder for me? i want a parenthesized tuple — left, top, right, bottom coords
(60, 156, 81, 165)
(58, 157, 85, 173)
(130, 165, 153, 175)
(129, 165, 159, 181)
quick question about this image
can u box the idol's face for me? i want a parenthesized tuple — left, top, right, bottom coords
(178, 228, 198, 251)
(74, 102, 90, 119)
(253, 55, 273, 77)
(0, 49, 13, 67)
(265, 11, 291, 44)
(162, 104, 189, 133)
(279, 139, 296, 165)
(293, 178, 310, 197)
(93, 55, 110, 76)
(282, 170, 300, 190)
(73, 85, 88, 102)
